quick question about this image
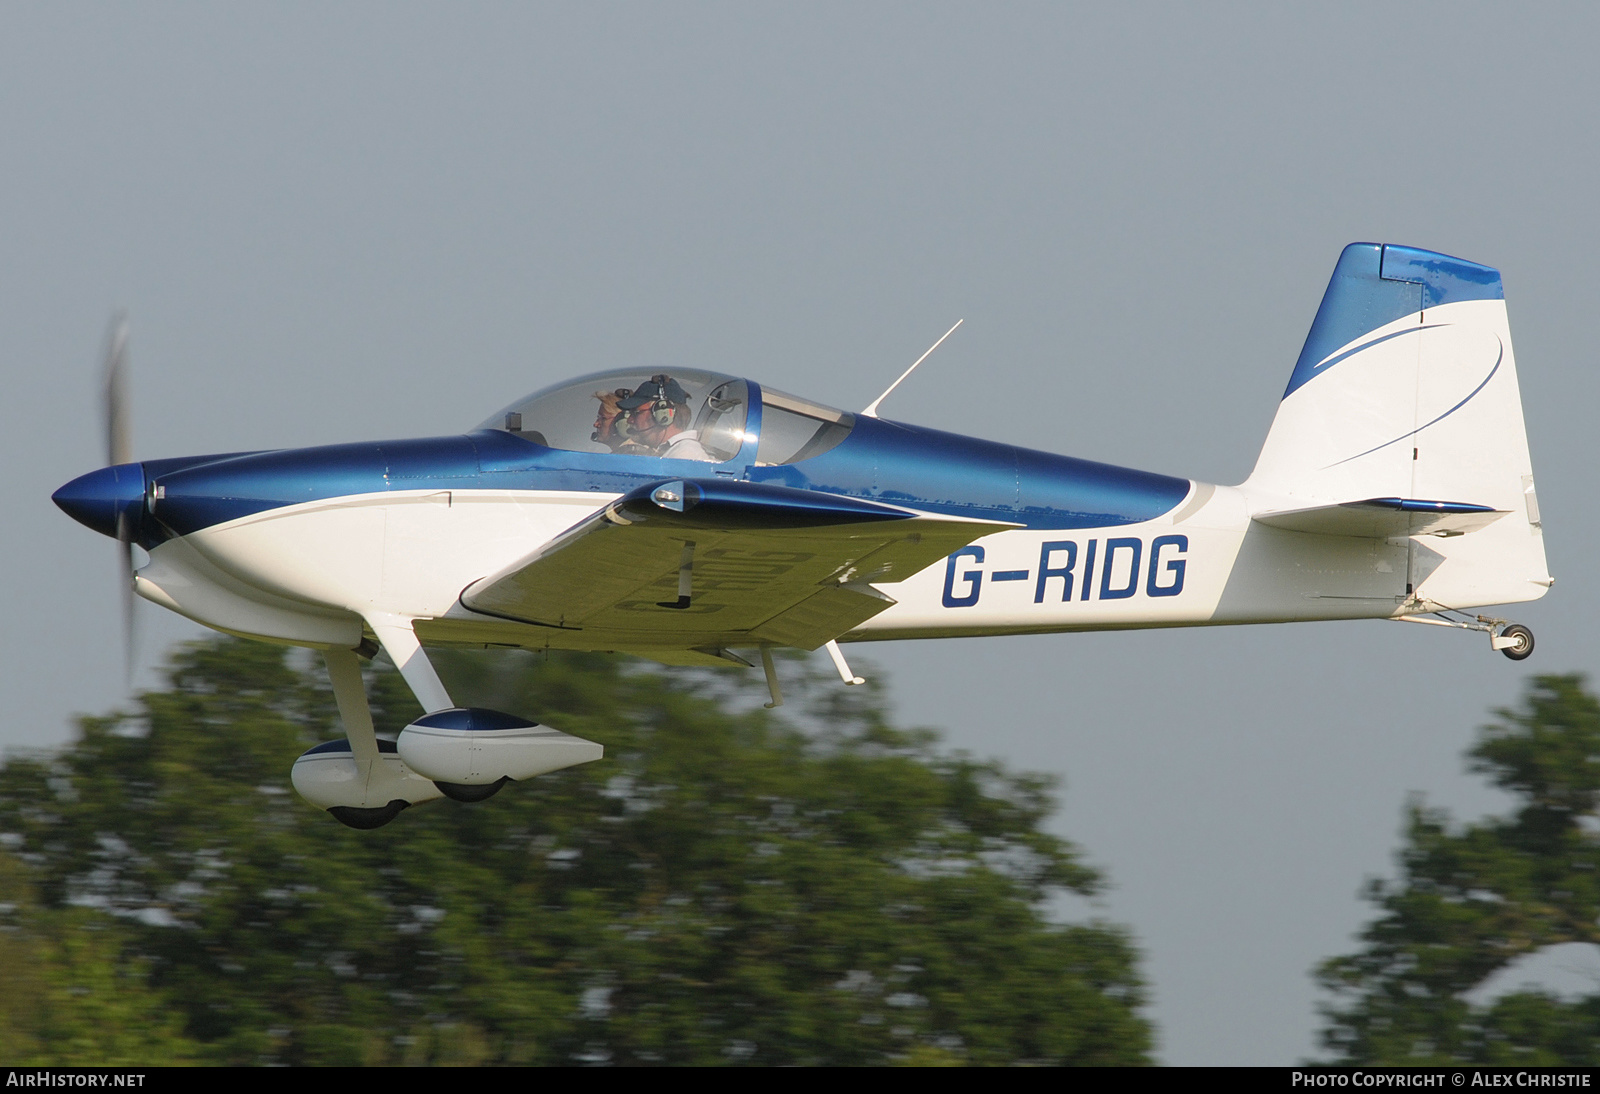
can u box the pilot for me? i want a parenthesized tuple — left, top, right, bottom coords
(592, 388, 652, 454)
(616, 374, 712, 460)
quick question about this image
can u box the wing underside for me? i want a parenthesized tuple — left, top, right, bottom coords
(459, 479, 1011, 651)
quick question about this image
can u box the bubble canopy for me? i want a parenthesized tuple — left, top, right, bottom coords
(479, 369, 854, 465)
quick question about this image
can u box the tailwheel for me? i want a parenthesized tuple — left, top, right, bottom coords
(1498, 624, 1535, 661)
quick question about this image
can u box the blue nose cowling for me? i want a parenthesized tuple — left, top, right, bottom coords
(52, 463, 146, 540)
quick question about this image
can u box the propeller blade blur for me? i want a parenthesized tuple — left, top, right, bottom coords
(116, 508, 135, 688)
(103, 312, 130, 467)
(102, 311, 135, 687)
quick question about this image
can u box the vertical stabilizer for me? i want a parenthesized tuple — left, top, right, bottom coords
(1244, 243, 1550, 608)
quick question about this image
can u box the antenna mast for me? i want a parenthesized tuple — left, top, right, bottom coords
(860, 319, 963, 418)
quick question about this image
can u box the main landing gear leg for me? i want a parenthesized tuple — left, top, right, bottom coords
(366, 613, 454, 712)
(313, 649, 435, 831)
(326, 647, 380, 771)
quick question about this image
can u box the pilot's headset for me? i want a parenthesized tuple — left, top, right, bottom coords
(593, 387, 632, 443)
(645, 374, 679, 427)
(617, 375, 687, 438)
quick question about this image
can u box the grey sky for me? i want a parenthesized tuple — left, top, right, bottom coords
(3, 3, 1595, 1064)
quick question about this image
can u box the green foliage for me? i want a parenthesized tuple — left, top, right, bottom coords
(1319, 675, 1600, 1064)
(0, 852, 199, 1064)
(0, 638, 1151, 1065)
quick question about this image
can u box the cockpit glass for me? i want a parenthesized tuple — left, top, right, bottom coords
(479, 369, 751, 462)
(756, 387, 855, 465)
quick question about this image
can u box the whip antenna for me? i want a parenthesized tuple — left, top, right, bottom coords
(861, 319, 963, 418)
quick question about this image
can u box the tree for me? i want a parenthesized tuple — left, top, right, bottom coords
(0, 851, 199, 1064)
(1319, 675, 1600, 1064)
(0, 637, 1151, 1065)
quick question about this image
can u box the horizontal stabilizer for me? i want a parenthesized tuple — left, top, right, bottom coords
(1253, 497, 1508, 539)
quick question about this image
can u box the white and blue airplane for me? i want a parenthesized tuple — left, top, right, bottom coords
(54, 242, 1551, 828)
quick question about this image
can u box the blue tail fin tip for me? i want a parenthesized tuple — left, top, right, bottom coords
(1283, 243, 1504, 400)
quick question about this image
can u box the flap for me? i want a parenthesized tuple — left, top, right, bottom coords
(460, 479, 1013, 650)
(1253, 497, 1509, 539)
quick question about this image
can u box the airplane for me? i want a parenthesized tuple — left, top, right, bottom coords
(52, 242, 1552, 829)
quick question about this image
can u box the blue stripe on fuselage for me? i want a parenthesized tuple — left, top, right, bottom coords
(746, 416, 1189, 529)
(141, 414, 1190, 544)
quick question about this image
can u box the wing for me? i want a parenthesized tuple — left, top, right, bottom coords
(460, 479, 1013, 650)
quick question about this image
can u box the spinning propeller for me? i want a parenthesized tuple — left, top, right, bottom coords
(101, 312, 136, 685)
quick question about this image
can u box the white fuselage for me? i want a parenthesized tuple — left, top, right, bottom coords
(133, 476, 1541, 659)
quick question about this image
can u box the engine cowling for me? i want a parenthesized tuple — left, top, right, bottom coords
(291, 737, 443, 829)
(397, 708, 603, 801)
